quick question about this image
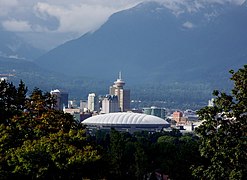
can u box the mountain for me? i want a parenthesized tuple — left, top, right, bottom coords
(36, 1, 247, 86)
(0, 55, 109, 102)
(0, 31, 45, 60)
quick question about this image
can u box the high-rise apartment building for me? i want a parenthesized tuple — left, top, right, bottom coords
(101, 95, 119, 114)
(87, 93, 99, 112)
(50, 89, 68, 110)
(109, 72, 130, 112)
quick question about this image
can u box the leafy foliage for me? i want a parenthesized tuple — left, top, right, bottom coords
(0, 80, 27, 124)
(193, 65, 247, 179)
(89, 129, 201, 180)
(0, 81, 101, 179)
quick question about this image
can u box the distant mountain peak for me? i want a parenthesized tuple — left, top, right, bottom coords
(36, 0, 247, 85)
(152, 0, 247, 15)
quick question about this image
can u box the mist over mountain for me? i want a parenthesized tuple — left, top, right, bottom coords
(36, 1, 247, 87)
(0, 56, 108, 102)
(0, 31, 45, 60)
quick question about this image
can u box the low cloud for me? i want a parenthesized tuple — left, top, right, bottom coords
(0, 0, 245, 50)
(34, 2, 115, 33)
(2, 19, 32, 32)
(0, 0, 18, 16)
(1, 0, 245, 33)
(183, 21, 194, 29)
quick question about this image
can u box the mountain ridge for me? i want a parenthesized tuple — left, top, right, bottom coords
(35, 1, 246, 86)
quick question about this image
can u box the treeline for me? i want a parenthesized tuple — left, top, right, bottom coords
(89, 129, 201, 179)
(0, 79, 200, 179)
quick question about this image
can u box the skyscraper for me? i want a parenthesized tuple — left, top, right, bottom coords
(101, 95, 119, 114)
(109, 72, 130, 112)
(87, 93, 99, 112)
(50, 89, 68, 110)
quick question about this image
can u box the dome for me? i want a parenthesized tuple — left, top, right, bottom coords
(82, 112, 169, 125)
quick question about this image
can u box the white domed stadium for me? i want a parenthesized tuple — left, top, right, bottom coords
(82, 112, 170, 133)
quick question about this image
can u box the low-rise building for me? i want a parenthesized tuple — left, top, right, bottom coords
(143, 106, 166, 119)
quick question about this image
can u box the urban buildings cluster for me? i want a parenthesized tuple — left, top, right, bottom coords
(51, 72, 130, 118)
(49, 72, 202, 133)
(1, 73, 203, 133)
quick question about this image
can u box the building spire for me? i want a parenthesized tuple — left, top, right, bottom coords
(118, 71, 122, 80)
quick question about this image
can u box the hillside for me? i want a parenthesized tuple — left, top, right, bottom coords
(0, 31, 45, 60)
(36, 1, 247, 86)
(0, 56, 107, 99)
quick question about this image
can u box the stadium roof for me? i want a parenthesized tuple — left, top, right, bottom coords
(82, 112, 169, 125)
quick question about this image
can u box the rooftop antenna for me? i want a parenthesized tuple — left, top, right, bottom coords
(119, 71, 122, 80)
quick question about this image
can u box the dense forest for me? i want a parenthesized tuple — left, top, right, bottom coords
(0, 65, 246, 179)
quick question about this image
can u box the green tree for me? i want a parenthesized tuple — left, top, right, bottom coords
(134, 142, 148, 180)
(0, 85, 102, 179)
(25, 88, 56, 118)
(193, 65, 247, 179)
(109, 129, 127, 178)
(0, 80, 27, 124)
(7, 129, 100, 179)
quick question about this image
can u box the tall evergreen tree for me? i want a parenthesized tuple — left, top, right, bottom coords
(0, 80, 27, 124)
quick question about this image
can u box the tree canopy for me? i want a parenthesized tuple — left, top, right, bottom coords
(193, 65, 247, 179)
(0, 82, 101, 179)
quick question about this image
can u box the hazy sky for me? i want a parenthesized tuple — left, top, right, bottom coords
(0, 0, 245, 49)
(0, 0, 245, 34)
(0, 0, 142, 34)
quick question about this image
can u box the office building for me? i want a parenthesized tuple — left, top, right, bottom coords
(101, 95, 119, 114)
(172, 111, 187, 124)
(87, 93, 99, 112)
(50, 89, 68, 110)
(68, 100, 78, 108)
(80, 100, 88, 112)
(143, 106, 166, 119)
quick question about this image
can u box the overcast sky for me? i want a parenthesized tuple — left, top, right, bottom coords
(0, 0, 245, 34)
(0, 0, 245, 49)
(0, 0, 143, 34)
